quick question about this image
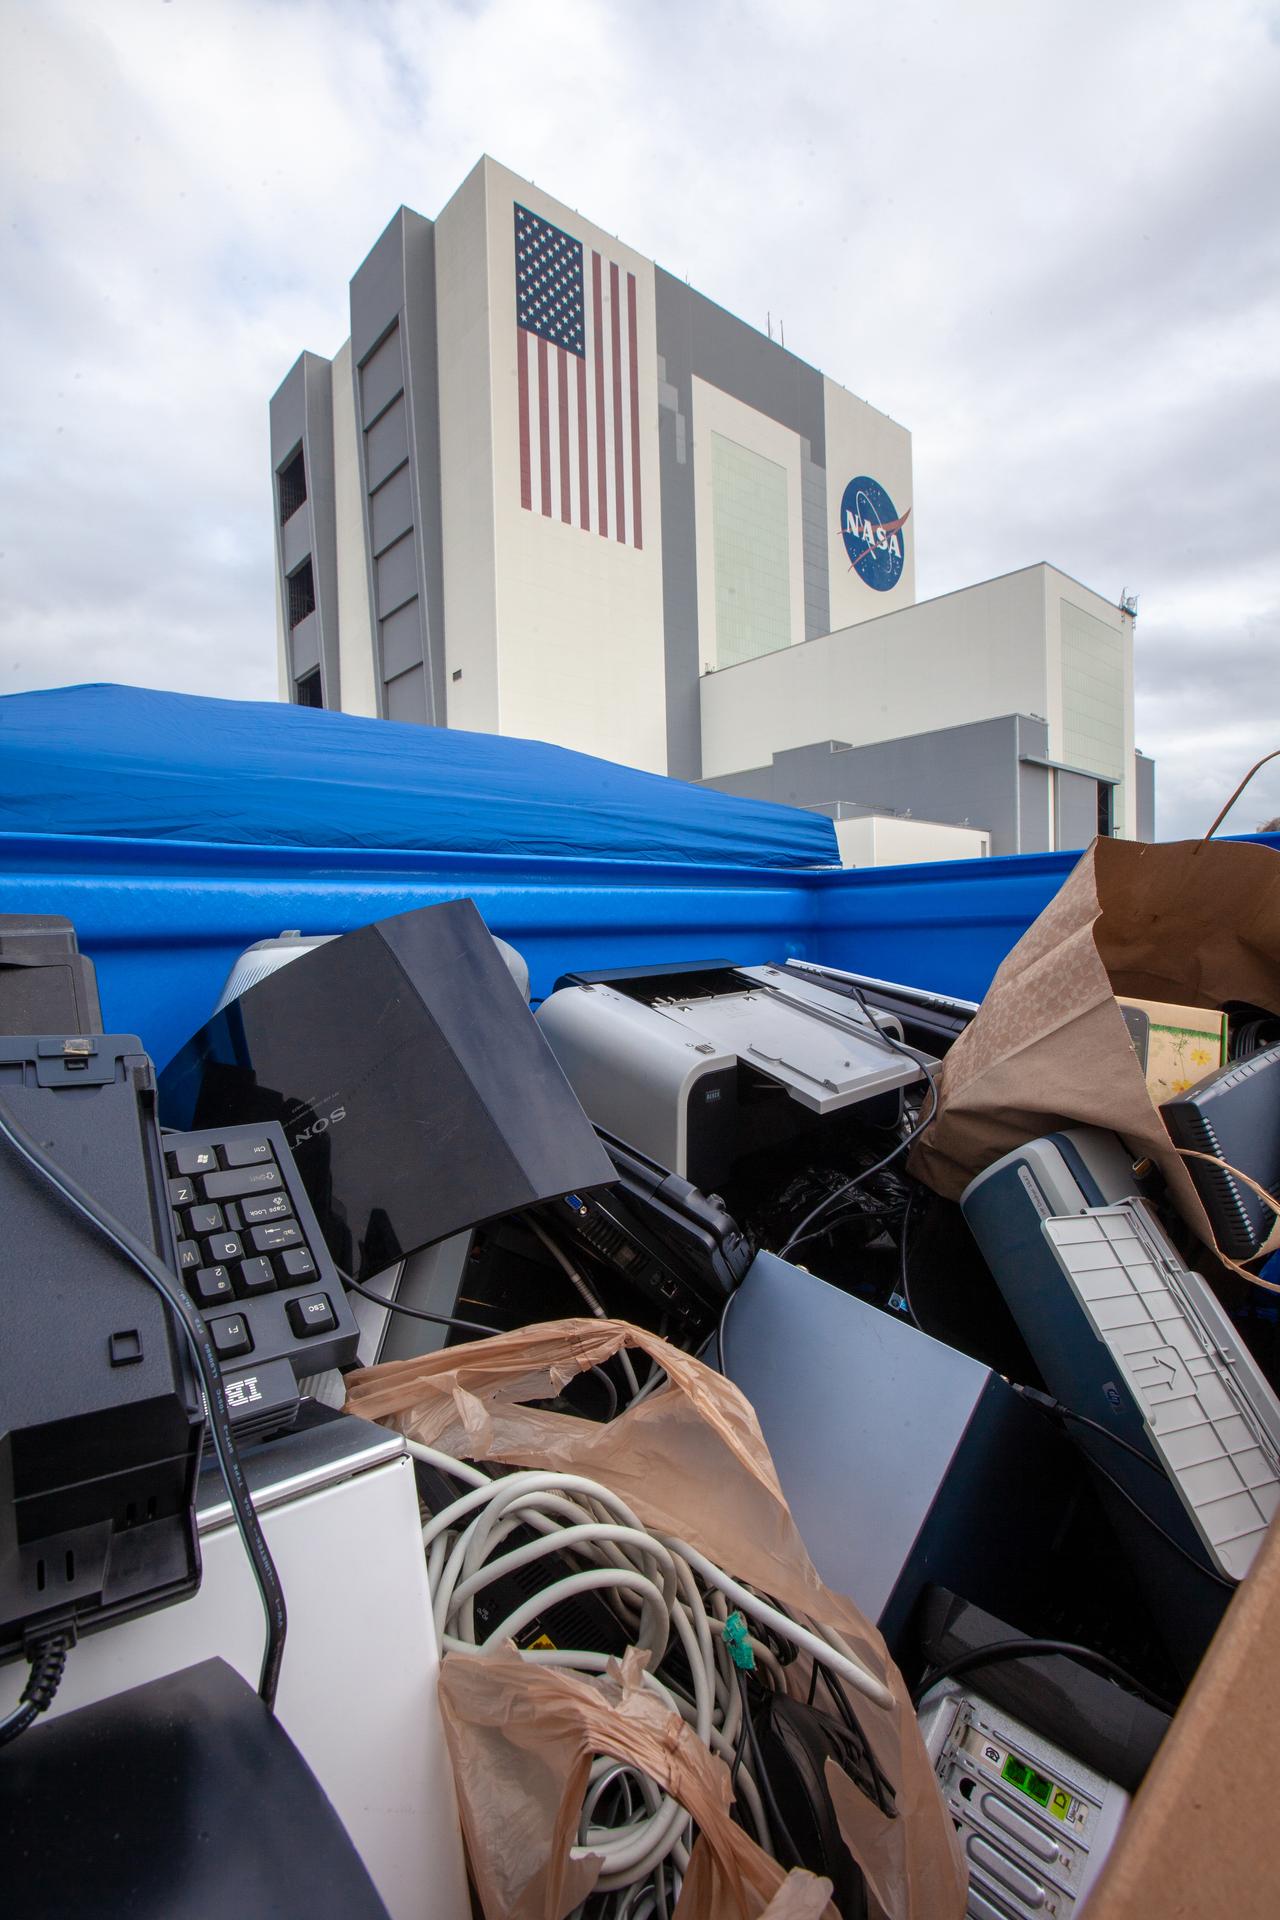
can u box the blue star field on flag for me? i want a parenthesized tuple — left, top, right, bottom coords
(514, 203, 586, 358)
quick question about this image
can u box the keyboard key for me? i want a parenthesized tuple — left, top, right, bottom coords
(287, 1291, 337, 1338)
(279, 1246, 317, 1283)
(249, 1220, 303, 1254)
(205, 1232, 243, 1265)
(201, 1164, 282, 1201)
(186, 1203, 225, 1236)
(222, 1136, 275, 1167)
(238, 1256, 276, 1296)
(190, 1265, 233, 1306)
(239, 1190, 294, 1226)
(177, 1239, 200, 1271)
(208, 1312, 253, 1360)
(171, 1144, 219, 1177)
(168, 1176, 196, 1207)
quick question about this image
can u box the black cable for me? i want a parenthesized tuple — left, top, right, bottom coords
(0, 1102, 287, 1710)
(812, 1662, 897, 1819)
(338, 1268, 621, 1420)
(896, 1184, 919, 1328)
(338, 1267, 507, 1340)
(1012, 1383, 1236, 1590)
(1013, 1384, 1166, 1477)
(1060, 1405, 1170, 1474)
(778, 1198, 907, 1260)
(778, 1107, 933, 1258)
(737, 1671, 807, 1871)
(777, 990, 938, 1259)
(729, 1688, 749, 1793)
(0, 1630, 72, 1750)
(1077, 1441, 1237, 1592)
(910, 1636, 1175, 1717)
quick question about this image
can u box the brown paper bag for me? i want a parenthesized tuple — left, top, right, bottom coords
(437, 1645, 838, 1919)
(908, 832, 1280, 1254)
(345, 1318, 967, 1920)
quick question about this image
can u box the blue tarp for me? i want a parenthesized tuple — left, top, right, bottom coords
(0, 684, 837, 869)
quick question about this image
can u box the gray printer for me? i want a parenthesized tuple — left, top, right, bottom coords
(962, 1128, 1280, 1674)
(536, 959, 928, 1191)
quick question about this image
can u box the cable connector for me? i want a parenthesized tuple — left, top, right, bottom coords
(1010, 1383, 1059, 1415)
(722, 1609, 756, 1671)
(0, 1625, 75, 1750)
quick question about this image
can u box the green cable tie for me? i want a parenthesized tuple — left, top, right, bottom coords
(722, 1610, 756, 1671)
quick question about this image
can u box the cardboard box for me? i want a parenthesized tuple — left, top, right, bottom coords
(1089, 1511, 1280, 1919)
(1116, 996, 1228, 1105)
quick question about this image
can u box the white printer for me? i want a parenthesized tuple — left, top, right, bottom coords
(536, 958, 928, 1191)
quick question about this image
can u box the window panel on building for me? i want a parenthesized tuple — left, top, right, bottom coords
(711, 433, 791, 669)
(1061, 601, 1124, 781)
(277, 448, 307, 526)
(286, 557, 316, 630)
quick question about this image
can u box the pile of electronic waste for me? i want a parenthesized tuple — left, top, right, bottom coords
(3, 902, 1279, 1920)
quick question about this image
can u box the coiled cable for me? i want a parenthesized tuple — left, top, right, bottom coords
(421, 1457, 892, 1912)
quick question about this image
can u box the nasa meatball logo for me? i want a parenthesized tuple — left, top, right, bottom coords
(840, 476, 910, 592)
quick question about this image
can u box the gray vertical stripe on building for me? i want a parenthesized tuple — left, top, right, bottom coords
(349, 207, 447, 727)
(269, 350, 341, 709)
(1135, 752, 1156, 842)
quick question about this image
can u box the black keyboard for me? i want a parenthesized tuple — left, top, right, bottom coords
(163, 1121, 359, 1436)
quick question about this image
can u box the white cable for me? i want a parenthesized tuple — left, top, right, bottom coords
(406, 1439, 490, 1488)
(660, 1535, 894, 1711)
(629, 1365, 669, 1406)
(416, 1458, 876, 1905)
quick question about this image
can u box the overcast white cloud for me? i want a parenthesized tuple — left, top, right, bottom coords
(2, 0, 1277, 838)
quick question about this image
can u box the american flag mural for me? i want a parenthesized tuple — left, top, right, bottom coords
(514, 202, 643, 548)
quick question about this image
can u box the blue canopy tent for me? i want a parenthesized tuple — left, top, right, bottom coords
(0, 685, 838, 1058)
(0, 684, 837, 869)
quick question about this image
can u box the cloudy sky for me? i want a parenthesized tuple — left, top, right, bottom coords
(2, 0, 1277, 838)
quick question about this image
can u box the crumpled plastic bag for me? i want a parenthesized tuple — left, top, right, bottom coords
(438, 1645, 837, 1919)
(345, 1317, 966, 1920)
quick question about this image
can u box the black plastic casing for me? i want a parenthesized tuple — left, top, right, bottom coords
(158, 899, 615, 1280)
(0, 1036, 204, 1662)
(0, 914, 103, 1038)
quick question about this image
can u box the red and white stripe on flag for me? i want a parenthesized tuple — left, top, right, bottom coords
(517, 251, 643, 549)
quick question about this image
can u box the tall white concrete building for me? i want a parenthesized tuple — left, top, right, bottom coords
(270, 156, 1152, 855)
